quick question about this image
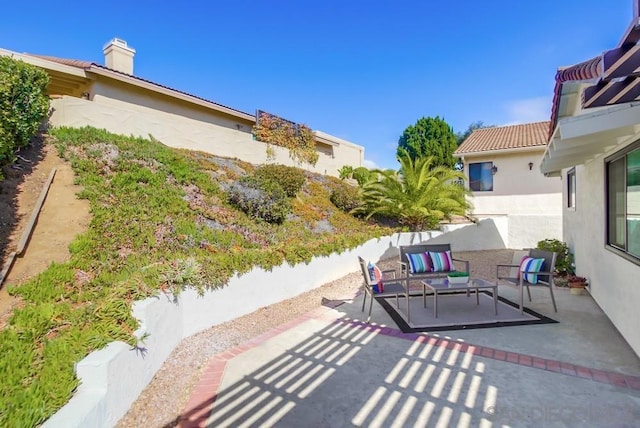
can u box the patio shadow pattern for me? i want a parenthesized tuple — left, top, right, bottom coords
(177, 300, 640, 428)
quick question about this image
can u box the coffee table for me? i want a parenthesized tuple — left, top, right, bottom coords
(422, 278, 498, 318)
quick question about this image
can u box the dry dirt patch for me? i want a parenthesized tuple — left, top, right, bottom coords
(0, 138, 90, 325)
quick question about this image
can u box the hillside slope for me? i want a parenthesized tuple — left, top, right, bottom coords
(0, 126, 396, 426)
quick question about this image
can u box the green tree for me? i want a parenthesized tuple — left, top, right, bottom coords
(397, 116, 457, 168)
(355, 150, 472, 231)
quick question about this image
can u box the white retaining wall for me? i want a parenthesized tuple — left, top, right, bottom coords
(44, 226, 506, 427)
(438, 217, 509, 250)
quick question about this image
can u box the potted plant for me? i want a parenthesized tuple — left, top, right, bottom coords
(447, 271, 470, 285)
(566, 275, 588, 294)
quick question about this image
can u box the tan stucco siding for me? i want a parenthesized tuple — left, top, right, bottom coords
(322, 140, 364, 176)
(89, 81, 254, 130)
(49, 95, 361, 176)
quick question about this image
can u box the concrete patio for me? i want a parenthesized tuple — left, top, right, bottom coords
(179, 280, 640, 428)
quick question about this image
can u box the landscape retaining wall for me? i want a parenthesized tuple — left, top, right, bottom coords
(43, 226, 505, 427)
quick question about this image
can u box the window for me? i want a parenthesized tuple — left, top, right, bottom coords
(606, 142, 640, 260)
(469, 162, 494, 191)
(567, 168, 576, 208)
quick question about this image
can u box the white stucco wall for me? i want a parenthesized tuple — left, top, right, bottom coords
(562, 145, 640, 357)
(471, 193, 562, 216)
(49, 96, 362, 177)
(461, 151, 563, 248)
(506, 214, 563, 250)
(438, 217, 509, 250)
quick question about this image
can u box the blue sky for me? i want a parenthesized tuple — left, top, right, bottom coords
(0, 1, 634, 169)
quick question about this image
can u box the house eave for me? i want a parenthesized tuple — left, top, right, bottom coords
(453, 145, 546, 159)
(0, 48, 88, 78)
(312, 131, 340, 147)
(541, 101, 640, 174)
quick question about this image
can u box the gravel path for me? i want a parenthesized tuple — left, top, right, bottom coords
(116, 249, 514, 427)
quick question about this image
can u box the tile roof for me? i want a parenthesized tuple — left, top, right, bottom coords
(547, 15, 640, 138)
(548, 56, 602, 138)
(26, 54, 254, 119)
(454, 121, 550, 155)
(27, 54, 94, 69)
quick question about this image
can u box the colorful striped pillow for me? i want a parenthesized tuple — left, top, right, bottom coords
(406, 252, 432, 273)
(367, 262, 384, 293)
(429, 251, 455, 272)
(516, 255, 529, 279)
(520, 257, 545, 284)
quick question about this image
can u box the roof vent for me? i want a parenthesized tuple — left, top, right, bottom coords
(103, 38, 135, 75)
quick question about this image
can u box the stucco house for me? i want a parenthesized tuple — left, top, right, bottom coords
(453, 122, 562, 249)
(0, 38, 364, 177)
(540, 2, 640, 357)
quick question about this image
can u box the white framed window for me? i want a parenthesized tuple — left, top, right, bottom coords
(567, 168, 576, 209)
(469, 162, 494, 192)
(606, 141, 640, 261)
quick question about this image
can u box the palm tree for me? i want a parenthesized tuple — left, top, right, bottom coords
(355, 150, 472, 231)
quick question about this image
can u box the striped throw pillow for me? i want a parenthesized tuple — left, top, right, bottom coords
(367, 262, 384, 293)
(406, 252, 432, 273)
(516, 255, 529, 279)
(520, 257, 545, 284)
(429, 251, 455, 272)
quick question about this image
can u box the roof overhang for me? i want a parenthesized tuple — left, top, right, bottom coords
(541, 101, 640, 174)
(0, 49, 91, 98)
(454, 145, 545, 159)
(0, 49, 88, 77)
(312, 131, 340, 147)
(313, 130, 363, 149)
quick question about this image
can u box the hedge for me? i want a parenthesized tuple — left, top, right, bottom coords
(0, 56, 50, 172)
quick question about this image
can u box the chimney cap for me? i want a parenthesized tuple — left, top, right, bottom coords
(102, 38, 136, 54)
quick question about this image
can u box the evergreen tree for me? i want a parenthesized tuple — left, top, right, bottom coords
(397, 116, 457, 168)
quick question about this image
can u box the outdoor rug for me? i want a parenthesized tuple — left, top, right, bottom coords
(376, 291, 558, 333)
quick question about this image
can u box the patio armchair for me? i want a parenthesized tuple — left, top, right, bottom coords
(496, 249, 558, 314)
(358, 256, 407, 322)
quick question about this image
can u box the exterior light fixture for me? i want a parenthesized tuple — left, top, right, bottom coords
(491, 165, 498, 175)
(528, 162, 534, 170)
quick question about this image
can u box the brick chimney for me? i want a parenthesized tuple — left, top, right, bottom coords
(103, 38, 135, 75)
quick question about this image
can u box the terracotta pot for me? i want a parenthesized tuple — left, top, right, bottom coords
(570, 286, 585, 295)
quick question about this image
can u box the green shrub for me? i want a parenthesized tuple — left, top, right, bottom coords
(254, 164, 306, 197)
(338, 165, 373, 186)
(228, 175, 292, 223)
(330, 183, 362, 212)
(0, 56, 50, 168)
(352, 167, 373, 186)
(536, 238, 574, 275)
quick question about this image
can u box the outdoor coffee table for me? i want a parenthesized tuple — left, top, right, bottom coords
(422, 278, 498, 318)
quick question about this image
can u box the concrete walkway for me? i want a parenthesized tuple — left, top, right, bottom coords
(178, 285, 640, 428)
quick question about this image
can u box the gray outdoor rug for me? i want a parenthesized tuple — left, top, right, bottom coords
(376, 291, 558, 332)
